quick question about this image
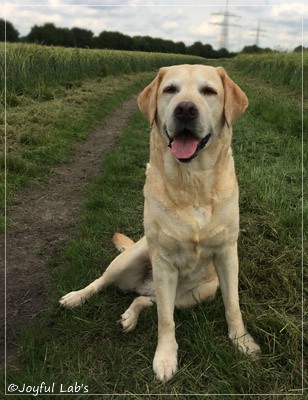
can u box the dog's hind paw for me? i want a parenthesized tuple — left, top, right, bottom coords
(117, 309, 138, 332)
(59, 291, 85, 308)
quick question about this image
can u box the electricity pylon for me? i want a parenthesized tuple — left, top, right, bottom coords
(250, 19, 267, 47)
(210, 0, 241, 50)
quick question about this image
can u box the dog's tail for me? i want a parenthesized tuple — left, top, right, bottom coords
(112, 232, 135, 253)
(111, 233, 155, 297)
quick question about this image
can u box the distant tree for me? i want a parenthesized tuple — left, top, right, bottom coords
(188, 41, 204, 57)
(96, 31, 134, 50)
(0, 19, 19, 42)
(216, 47, 231, 58)
(23, 22, 238, 59)
(152, 37, 171, 53)
(131, 36, 186, 54)
(131, 36, 147, 52)
(159, 38, 173, 53)
(202, 44, 215, 58)
(241, 44, 262, 54)
(187, 42, 219, 58)
(174, 41, 186, 54)
(262, 47, 273, 53)
(293, 45, 302, 52)
(28, 23, 52, 45)
(59, 28, 74, 47)
(293, 45, 307, 52)
(145, 36, 160, 52)
(133, 36, 159, 52)
(71, 27, 94, 48)
(27, 23, 74, 47)
(241, 45, 274, 54)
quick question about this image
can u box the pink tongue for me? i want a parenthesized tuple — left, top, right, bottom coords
(171, 132, 200, 159)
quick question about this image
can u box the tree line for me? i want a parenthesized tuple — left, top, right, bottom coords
(1, 19, 305, 57)
(1, 19, 234, 58)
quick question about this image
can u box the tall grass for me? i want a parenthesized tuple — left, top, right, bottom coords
(5, 80, 303, 394)
(234, 52, 306, 92)
(2, 47, 305, 395)
(1, 72, 155, 224)
(1, 43, 206, 103)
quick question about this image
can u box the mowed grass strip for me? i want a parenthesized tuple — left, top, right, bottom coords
(5, 64, 304, 395)
(1, 71, 156, 226)
(2, 43, 212, 230)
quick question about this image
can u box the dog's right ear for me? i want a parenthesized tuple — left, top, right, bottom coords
(137, 68, 166, 126)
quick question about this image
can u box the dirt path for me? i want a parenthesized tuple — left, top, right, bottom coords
(0, 95, 138, 364)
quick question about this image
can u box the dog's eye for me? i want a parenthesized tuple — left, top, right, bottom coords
(163, 85, 178, 94)
(201, 86, 217, 96)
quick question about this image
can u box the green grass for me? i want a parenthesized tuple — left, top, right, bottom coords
(1, 42, 211, 224)
(233, 51, 306, 92)
(1, 71, 155, 217)
(2, 42, 207, 103)
(3, 51, 305, 396)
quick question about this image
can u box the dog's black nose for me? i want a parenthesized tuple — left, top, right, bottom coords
(174, 101, 198, 122)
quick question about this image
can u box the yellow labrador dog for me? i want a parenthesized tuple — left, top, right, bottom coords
(60, 64, 261, 382)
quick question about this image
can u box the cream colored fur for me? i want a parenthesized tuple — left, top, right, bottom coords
(60, 64, 261, 383)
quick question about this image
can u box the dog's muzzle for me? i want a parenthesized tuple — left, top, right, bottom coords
(165, 101, 212, 163)
(167, 130, 212, 163)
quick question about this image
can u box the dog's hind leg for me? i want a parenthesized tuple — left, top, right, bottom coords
(59, 236, 148, 308)
(175, 276, 219, 309)
(117, 295, 154, 332)
(112, 232, 135, 253)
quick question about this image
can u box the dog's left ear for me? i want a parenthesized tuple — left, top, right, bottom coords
(216, 66, 248, 127)
(138, 68, 166, 126)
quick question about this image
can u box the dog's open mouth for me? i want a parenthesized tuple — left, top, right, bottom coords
(167, 129, 211, 163)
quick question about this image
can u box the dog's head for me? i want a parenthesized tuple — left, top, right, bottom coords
(138, 64, 248, 163)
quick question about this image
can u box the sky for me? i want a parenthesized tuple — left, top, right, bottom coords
(2, 0, 307, 52)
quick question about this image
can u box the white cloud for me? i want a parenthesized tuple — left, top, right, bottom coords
(271, 2, 305, 19)
(192, 21, 220, 36)
(2, 1, 306, 50)
(161, 21, 179, 32)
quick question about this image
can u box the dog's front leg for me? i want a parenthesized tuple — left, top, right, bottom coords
(214, 243, 261, 357)
(152, 255, 179, 383)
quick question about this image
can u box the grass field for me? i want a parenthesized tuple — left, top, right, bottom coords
(3, 47, 306, 396)
(1, 43, 206, 104)
(1, 43, 209, 227)
(233, 51, 306, 92)
(1, 71, 156, 230)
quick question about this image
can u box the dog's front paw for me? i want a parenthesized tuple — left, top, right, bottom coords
(231, 332, 261, 358)
(153, 342, 178, 383)
(117, 309, 138, 332)
(59, 291, 85, 308)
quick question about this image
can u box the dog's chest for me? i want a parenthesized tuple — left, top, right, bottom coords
(144, 166, 238, 271)
(154, 204, 228, 271)
(177, 202, 227, 237)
